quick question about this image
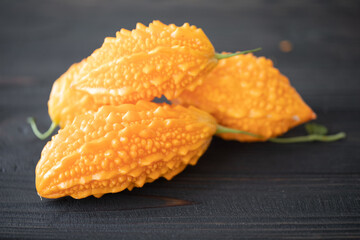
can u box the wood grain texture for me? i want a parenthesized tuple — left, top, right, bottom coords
(0, 0, 359, 239)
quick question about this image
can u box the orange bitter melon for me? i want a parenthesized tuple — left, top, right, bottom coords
(57, 21, 217, 106)
(177, 53, 316, 142)
(36, 101, 217, 199)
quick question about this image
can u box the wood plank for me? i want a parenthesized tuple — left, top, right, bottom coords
(0, 173, 359, 239)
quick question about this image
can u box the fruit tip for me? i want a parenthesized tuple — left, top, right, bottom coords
(312, 112, 317, 120)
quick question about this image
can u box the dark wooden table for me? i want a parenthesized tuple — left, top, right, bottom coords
(1, 1, 359, 239)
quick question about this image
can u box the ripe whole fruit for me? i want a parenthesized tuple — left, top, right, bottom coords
(36, 101, 217, 199)
(47, 21, 258, 128)
(177, 53, 316, 141)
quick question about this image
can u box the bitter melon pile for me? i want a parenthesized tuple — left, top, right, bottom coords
(29, 20, 345, 199)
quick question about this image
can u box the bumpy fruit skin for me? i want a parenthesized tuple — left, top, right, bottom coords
(48, 61, 100, 128)
(177, 53, 316, 142)
(64, 21, 216, 106)
(47, 20, 217, 127)
(36, 101, 217, 199)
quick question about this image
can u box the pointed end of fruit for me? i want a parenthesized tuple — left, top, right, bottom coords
(311, 112, 317, 120)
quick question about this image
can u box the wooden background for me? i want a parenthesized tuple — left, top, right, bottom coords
(0, 0, 359, 239)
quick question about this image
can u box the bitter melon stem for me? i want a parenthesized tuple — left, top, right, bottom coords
(268, 132, 346, 143)
(216, 125, 346, 143)
(27, 117, 57, 140)
(215, 48, 262, 60)
(215, 125, 263, 138)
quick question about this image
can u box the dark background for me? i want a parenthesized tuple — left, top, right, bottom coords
(0, 0, 359, 239)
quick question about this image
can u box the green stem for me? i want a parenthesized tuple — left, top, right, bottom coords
(216, 125, 346, 143)
(268, 132, 346, 143)
(216, 125, 264, 138)
(215, 47, 262, 60)
(27, 117, 58, 140)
